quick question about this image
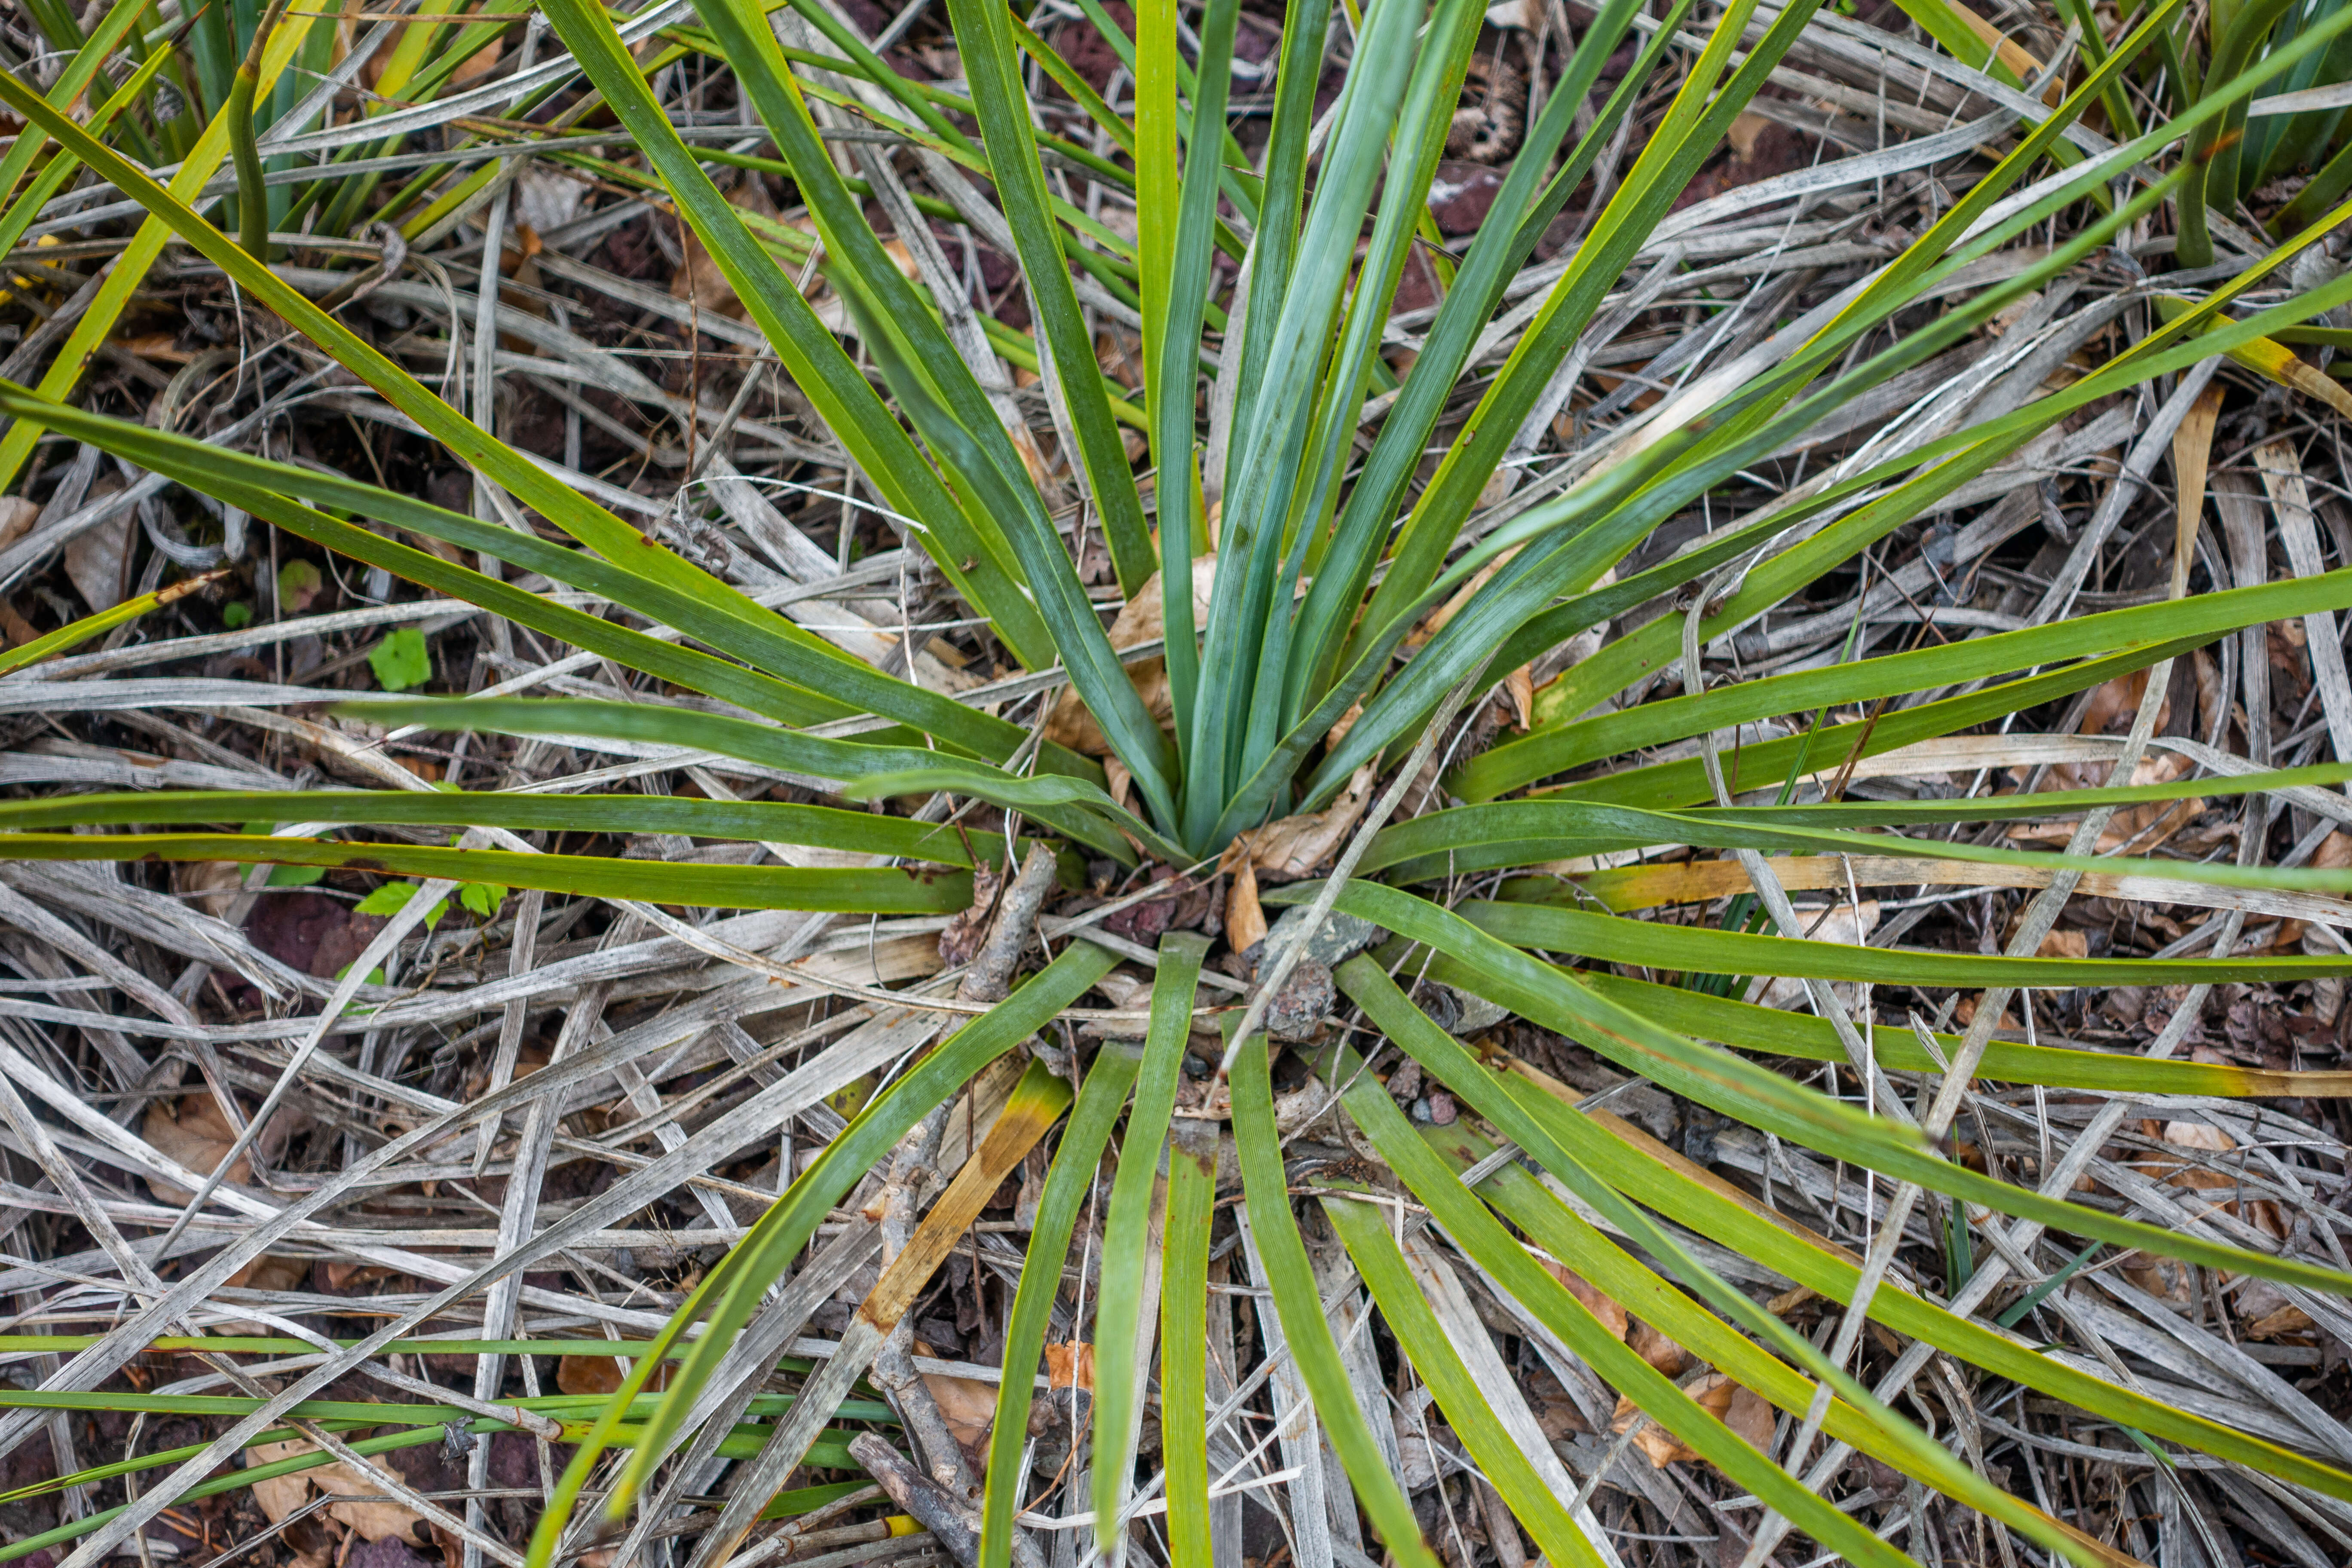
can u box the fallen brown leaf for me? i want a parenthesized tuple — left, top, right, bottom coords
(1044, 556, 1215, 756)
(0, 496, 37, 551)
(1628, 1319, 1687, 1377)
(244, 1441, 426, 1543)
(1225, 858, 1267, 956)
(1537, 1257, 1629, 1340)
(2125, 1119, 2285, 1307)
(1229, 764, 1376, 880)
(1504, 664, 1534, 730)
(173, 858, 246, 919)
(914, 1338, 996, 1450)
(143, 1094, 249, 1204)
(62, 504, 131, 614)
(1612, 1373, 1775, 1468)
(1045, 1340, 1095, 1390)
(669, 172, 781, 319)
(2036, 929, 2089, 959)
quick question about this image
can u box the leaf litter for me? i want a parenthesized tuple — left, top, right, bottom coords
(0, 0, 2349, 1567)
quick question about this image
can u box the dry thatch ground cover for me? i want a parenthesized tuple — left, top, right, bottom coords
(2, 0, 2352, 1565)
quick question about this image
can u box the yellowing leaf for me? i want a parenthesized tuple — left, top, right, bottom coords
(2154, 296, 2352, 419)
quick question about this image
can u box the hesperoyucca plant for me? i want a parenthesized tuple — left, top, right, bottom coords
(12, 0, 2352, 1566)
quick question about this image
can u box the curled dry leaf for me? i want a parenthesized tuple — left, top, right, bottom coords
(219, 1252, 310, 1335)
(939, 860, 1005, 969)
(671, 172, 781, 318)
(1227, 764, 1378, 880)
(0, 496, 35, 550)
(173, 857, 246, 919)
(243, 1440, 427, 1544)
(1044, 1340, 1094, 1390)
(447, 32, 502, 89)
(913, 1338, 997, 1450)
(2126, 1119, 2295, 1315)
(1224, 858, 1267, 956)
(1628, 1319, 1688, 1377)
(1044, 556, 1216, 755)
(62, 508, 131, 614)
(2035, 928, 2089, 959)
(141, 1093, 250, 1204)
(1503, 664, 1534, 730)
(1611, 1373, 1775, 1469)
(1745, 900, 1879, 1010)
(1536, 1256, 1629, 1340)
(2014, 751, 2200, 853)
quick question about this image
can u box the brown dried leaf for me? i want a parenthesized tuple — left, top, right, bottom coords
(175, 858, 246, 919)
(2241, 1294, 2317, 1341)
(914, 1339, 996, 1449)
(1537, 1258, 1629, 1341)
(143, 1094, 249, 1204)
(447, 32, 502, 89)
(939, 861, 1005, 969)
(557, 1356, 626, 1396)
(1627, 1319, 1687, 1376)
(244, 1439, 318, 1524)
(2015, 752, 2199, 853)
(63, 509, 131, 614)
(0, 497, 36, 551)
(1043, 556, 1215, 755)
(1745, 901, 1878, 1009)
(2125, 1120, 2286, 1303)
(668, 174, 781, 319)
(1503, 664, 1534, 730)
(242, 1442, 425, 1544)
(1045, 1340, 1095, 1390)
(1225, 858, 1267, 956)
(1230, 764, 1376, 880)
(2036, 929, 2089, 959)
(1611, 1374, 1775, 1468)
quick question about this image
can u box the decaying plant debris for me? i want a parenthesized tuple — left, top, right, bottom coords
(4, 0, 2352, 1565)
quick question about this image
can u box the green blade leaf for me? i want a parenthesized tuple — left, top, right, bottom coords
(1286, 0, 1666, 716)
(0, 789, 1010, 867)
(1314, 1190, 1618, 1568)
(1353, 778, 2352, 900)
(0, 569, 226, 680)
(528, 943, 1118, 1567)
(945, 0, 1153, 594)
(348, 698, 1138, 864)
(1087, 931, 1207, 1557)
(1576, 968, 2352, 1099)
(532, 0, 1056, 669)
(1475, 559, 2352, 809)
(1230, 1035, 1440, 1568)
(0, 36, 931, 702)
(1446, 895, 2352, 988)
(1310, 883, 2352, 1299)
(0, 834, 971, 916)
(1188, 0, 1429, 842)
(0, 6, 318, 493)
(1411, 1111, 2130, 1566)
(1443, 1067, 2352, 1509)
(1158, 1115, 1218, 1568)
(979, 1044, 1146, 1568)
(0, 379, 1043, 753)
(836, 294, 1184, 832)
(1337, 970, 2170, 1568)
(842, 768, 1182, 867)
